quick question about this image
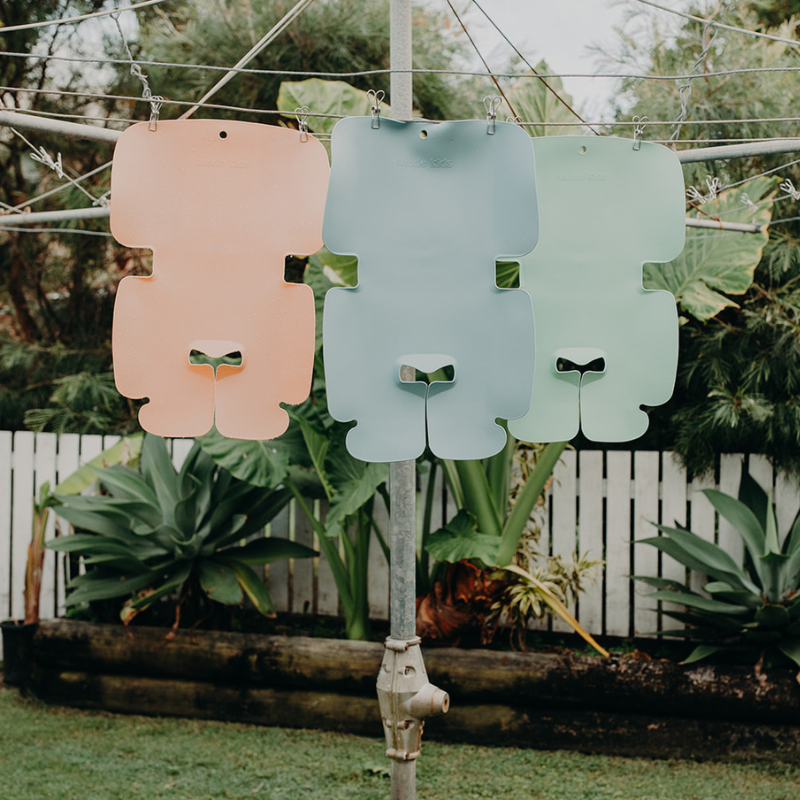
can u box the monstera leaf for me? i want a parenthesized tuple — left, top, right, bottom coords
(501, 60, 582, 137)
(198, 425, 304, 488)
(643, 177, 777, 322)
(278, 78, 391, 136)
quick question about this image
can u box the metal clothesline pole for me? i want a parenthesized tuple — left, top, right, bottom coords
(685, 218, 763, 233)
(0, 110, 122, 143)
(0, 207, 109, 225)
(677, 138, 800, 162)
(387, 5, 420, 800)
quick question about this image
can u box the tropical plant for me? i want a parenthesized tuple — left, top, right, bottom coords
(643, 178, 777, 323)
(416, 439, 607, 654)
(491, 562, 608, 656)
(199, 412, 389, 641)
(635, 473, 800, 670)
(47, 434, 313, 627)
(604, 3, 800, 474)
(424, 438, 567, 569)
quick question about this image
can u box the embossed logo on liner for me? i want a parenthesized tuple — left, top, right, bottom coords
(396, 158, 453, 169)
(197, 159, 250, 169)
(556, 170, 608, 182)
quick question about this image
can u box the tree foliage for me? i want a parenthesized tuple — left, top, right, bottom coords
(138, 0, 478, 122)
(0, 1, 143, 433)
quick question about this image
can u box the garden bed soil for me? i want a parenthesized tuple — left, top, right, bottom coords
(19, 619, 800, 761)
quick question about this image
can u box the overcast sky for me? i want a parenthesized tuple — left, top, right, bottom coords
(447, 0, 694, 120)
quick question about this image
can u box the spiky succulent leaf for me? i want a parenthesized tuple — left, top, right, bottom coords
(230, 536, 317, 565)
(639, 532, 758, 594)
(230, 560, 274, 616)
(66, 570, 158, 605)
(683, 644, 725, 664)
(48, 434, 313, 622)
(755, 603, 791, 629)
(96, 464, 159, 506)
(140, 434, 180, 525)
(198, 559, 242, 605)
(644, 589, 750, 616)
(778, 639, 800, 669)
(737, 472, 769, 532)
(703, 581, 761, 608)
(702, 489, 766, 565)
(761, 551, 790, 602)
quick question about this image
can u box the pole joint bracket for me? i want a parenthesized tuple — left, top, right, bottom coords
(377, 636, 449, 762)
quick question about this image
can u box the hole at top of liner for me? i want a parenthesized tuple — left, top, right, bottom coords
(219, 131, 228, 139)
(579, 145, 587, 154)
(420, 130, 428, 139)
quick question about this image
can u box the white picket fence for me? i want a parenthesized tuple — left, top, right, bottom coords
(2, 432, 799, 657)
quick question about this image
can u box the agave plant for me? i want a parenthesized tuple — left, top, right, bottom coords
(48, 434, 315, 625)
(636, 473, 800, 668)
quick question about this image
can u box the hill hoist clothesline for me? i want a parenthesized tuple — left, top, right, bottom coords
(4, 2, 800, 799)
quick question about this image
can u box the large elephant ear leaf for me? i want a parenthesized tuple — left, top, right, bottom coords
(424, 510, 500, 566)
(198, 426, 302, 488)
(277, 78, 391, 137)
(232, 536, 317, 565)
(324, 451, 390, 533)
(643, 177, 776, 321)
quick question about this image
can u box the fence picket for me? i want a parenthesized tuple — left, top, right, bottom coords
(632, 452, 659, 636)
(776, 470, 800, 545)
(577, 451, 603, 633)
(0, 431, 12, 626)
(551, 451, 577, 632)
(34, 434, 58, 620)
(10, 432, 34, 622)
(605, 451, 632, 637)
(55, 434, 81, 616)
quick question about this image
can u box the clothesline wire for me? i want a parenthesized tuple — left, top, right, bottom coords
(633, 0, 800, 49)
(724, 158, 800, 191)
(0, 0, 167, 35)
(442, 0, 518, 121)
(467, 0, 599, 134)
(2, 161, 113, 215)
(4, 48, 800, 83)
(7, 107, 800, 145)
(9, 85, 800, 131)
(2, 121, 106, 208)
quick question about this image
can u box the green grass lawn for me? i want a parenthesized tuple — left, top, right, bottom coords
(2, 687, 800, 800)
